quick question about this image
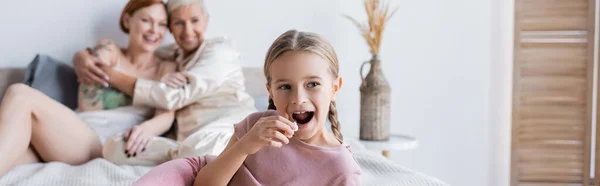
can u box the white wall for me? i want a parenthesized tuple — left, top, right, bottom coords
(489, 0, 513, 185)
(0, 1, 495, 185)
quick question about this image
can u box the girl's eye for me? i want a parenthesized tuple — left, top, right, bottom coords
(307, 82, 320, 88)
(278, 84, 291, 90)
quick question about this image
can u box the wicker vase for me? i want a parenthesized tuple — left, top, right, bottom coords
(359, 55, 391, 141)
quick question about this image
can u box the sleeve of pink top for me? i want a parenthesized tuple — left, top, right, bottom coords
(132, 156, 208, 186)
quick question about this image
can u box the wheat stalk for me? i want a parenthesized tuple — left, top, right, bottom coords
(344, 0, 398, 56)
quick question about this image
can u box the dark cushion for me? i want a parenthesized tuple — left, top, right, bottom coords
(23, 54, 79, 110)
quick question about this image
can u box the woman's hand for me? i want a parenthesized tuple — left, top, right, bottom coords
(123, 125, 152, 157)
(161, 72, 188, 88)
(73, 50, 110, 87)
(237, 113, 298, 155)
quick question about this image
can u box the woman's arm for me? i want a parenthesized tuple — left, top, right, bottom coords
(72, 50, 109, 86)
(104, 68, 137, 96)
(133, 39, 242, 110)
(140, 109, 175, 136)
(124, 109, 175, 156)
(102, 55, 180, 99)
(77, 40, 132, 112)
(73, 39, 119, 87)
(90, 39, 120, 67)
(93, 38, 138, 96)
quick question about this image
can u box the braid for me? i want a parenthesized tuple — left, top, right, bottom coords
(268, 98, 277, 110)
(328, 101, 343, 142)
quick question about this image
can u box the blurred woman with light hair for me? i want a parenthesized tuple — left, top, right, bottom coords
(74, 0, 256, 165)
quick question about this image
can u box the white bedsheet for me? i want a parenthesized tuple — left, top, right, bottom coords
(0, 140, 449, 186)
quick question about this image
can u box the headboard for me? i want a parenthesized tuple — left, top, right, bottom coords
(0, 67, 268, 102)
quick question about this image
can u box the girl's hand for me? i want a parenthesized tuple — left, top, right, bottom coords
(161, 72, 188, 88)
(123, 125, 152, 157)
(237, 112, 298, 155)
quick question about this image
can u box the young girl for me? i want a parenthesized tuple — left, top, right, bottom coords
(133, 30, 362, 186)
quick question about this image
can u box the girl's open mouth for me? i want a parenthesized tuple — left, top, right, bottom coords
(292, 111, 314, 125)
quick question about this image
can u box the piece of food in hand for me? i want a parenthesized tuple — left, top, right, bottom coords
(292, 121, 298, 131)
(283, 121, 298, 138)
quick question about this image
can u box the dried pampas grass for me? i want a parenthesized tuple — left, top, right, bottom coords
(344, 0, 398, 56)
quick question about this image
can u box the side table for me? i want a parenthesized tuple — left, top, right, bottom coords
(359, 134, 418, 158)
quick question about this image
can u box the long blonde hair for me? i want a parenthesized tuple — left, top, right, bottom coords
(263, 30, 343, 142)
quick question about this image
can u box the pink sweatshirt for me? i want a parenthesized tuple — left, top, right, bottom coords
(133, 111, 362, 186)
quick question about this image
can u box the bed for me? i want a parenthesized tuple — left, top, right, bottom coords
(0, 67, 450, 186)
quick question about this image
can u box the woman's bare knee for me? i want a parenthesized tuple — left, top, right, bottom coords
(4, 83, 34, 102)
(15, 147, 41, 165)
(6, 83, 31, 95)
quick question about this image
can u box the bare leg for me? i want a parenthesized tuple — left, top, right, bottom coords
(0, 84, 102, 177)
(14, 146, 41, 166)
